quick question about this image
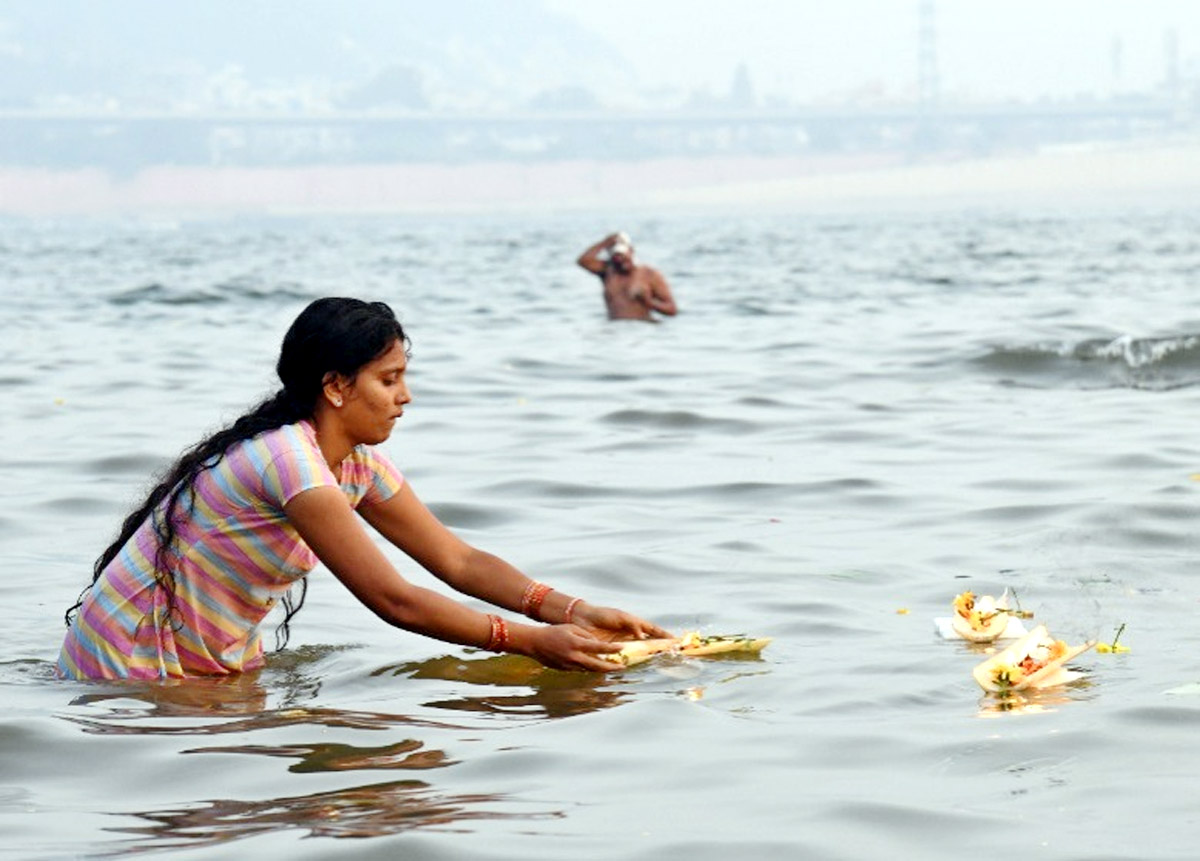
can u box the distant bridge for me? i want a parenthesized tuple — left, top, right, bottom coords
(0, 101, 1188, 170)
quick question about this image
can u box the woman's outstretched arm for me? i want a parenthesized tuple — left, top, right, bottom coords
(358, 482, 671, 642)
(284, 486, 629, 671)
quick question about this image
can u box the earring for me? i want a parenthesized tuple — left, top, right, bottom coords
(332, 398, 343, 407)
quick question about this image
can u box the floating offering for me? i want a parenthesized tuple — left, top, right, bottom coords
(972, 624, 1094, 693)
(1095, 622, 1131, 654)
(936, 589, 1030, 642)
(606, 632, 772, 668)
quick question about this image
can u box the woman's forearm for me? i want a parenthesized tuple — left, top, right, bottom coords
(437, 548, 581, 623)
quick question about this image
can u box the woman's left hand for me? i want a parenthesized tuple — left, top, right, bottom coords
(570, 603, 673, 642)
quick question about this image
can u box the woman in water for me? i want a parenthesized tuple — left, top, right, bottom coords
(60, 297, 668, 680)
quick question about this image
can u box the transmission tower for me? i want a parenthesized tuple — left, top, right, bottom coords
(1165, 27, 1180, 101)
(918, 0, 940, 113)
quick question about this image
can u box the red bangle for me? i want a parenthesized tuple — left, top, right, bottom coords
(563, 597, 583, 623)
(483, 614, 509, 652)
(521, 581, 554, 621)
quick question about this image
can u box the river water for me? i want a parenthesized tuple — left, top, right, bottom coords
(3, 206, 1200, 859)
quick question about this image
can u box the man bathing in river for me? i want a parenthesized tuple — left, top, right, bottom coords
(577, 232, 677, 321)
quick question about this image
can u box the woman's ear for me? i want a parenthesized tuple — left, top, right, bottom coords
(322, 373, 346, 409)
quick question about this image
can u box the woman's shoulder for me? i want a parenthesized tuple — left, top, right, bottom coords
(346, 440, 398, 471)
(343, 443, 405, 504)
(244, 420, 319, 455)
(221, 420, 326, 479)
(233, 420, 339, 502)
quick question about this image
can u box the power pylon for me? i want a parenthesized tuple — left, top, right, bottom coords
(918, 0, 940, 114)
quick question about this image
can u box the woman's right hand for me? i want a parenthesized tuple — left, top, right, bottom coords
(517, 624, 627, 673)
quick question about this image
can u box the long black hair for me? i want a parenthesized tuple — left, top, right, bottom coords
(65, 297, 408, 649)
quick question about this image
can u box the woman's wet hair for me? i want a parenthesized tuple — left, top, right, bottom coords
(66, 297, 407, 650)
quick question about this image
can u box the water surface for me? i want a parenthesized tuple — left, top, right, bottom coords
(2, 208, 1199, 858)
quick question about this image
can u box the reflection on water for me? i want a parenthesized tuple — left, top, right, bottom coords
(64, 671, 271, 719)
(372, 652, 631, 719)
(104, 778, 562, 851)
(975, 678, 1097, 718)
(54, 653, 591, 855)
(61, 681, 460, 736)
(186, 738, 455, 773)
(61, 651, 639, 734)
(59, 643, 355, 721)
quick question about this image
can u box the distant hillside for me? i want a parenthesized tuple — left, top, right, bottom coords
(0, 0, 635, 112)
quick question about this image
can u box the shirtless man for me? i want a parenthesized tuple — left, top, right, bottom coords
(577, 232, 677, 321)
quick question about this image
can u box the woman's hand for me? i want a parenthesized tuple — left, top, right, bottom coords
(520, 624, 627, 673)
(570, 603, 673, 643)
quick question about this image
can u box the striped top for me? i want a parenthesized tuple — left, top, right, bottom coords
(58, 420, 405, 680)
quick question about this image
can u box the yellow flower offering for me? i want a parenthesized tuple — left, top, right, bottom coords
(973, 625, 1095, 693)
(951, 589, 1018, 642)
(1095, 623, 1130, 654)
(606, 631, 772, 668)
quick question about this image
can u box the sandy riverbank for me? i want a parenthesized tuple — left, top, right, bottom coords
(1, 140, 1196, 217)
(637, 140, 1200, 214)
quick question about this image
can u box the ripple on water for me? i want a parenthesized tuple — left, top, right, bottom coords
(34, 495, 117, 516)
(1112, 704, 1200, 728)
(480, 479, 624, 500)
(426, 501, 517, 529)
(960, 501, 1080, 524)
(599, 408, 758, 434)
(80, 453, 160, 476)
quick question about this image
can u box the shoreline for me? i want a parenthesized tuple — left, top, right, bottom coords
(1, 140, 1197, 217)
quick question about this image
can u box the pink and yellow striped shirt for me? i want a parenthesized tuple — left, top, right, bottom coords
(58, 420, 404, 680)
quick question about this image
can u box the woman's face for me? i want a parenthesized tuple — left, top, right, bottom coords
(339, 339, 411, 445)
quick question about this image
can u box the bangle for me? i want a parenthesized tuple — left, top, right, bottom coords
(483, 614, 509, 652)
(563, 597, 583, 624)
(521, 580, 554, 621)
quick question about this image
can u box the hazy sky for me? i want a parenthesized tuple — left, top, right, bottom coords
(546, 0, 1200, 103)
(2, 0, 1197, 113)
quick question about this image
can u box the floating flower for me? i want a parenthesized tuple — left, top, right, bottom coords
(988, 661, 1025, 690)
(973, 624, 1094, 693)
(946, 589, 1027, 642)
(1095, 623, 1130, 654)
(606, 632, 772, 668)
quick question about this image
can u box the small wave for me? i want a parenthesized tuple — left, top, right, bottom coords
(109, 283, 224, 306)
(425, 501, 516, 529)
(730, 300, 773, 316)
(973, 333, 1200, 390)
(109, 282, 314, 307)
(82, 453, 157, 477)
(480, 479, 622, 500)
(964, 246, 1028, 262)
(0, 659, 58, 685)
(600, 408, 758, 433)
(225, 282, 314, 303)
(1073, 334, 1200, 368)
(33, 495, 115, 515)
